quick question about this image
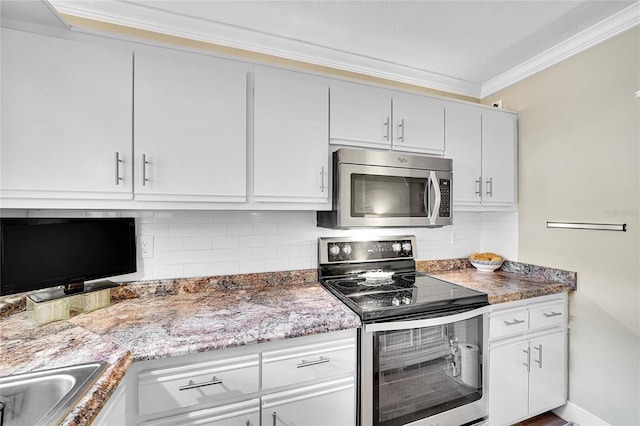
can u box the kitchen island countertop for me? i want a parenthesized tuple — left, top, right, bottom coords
(0, 260, 575, 425)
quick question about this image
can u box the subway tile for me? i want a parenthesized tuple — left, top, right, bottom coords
(169, 223, 199, 237)
(154, 237, 184, 251)
(198, 223, 227, 236)
(226, 223, 254, 236)
(212, 236, 240, 249)
(183, 237, 213, 250)
(197, 249, 226, 263)
(139, 223, 170, 237)
(186, 210, 214, 224)
(86, 210, 121, 218)
(154, 211, 186, 223)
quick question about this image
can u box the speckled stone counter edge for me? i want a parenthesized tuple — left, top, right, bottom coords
(417, 258, 577, 289)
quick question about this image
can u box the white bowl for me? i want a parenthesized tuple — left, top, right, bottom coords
(469, 258, 504, 272)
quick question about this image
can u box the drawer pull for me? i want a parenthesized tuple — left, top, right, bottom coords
(543, 311, 562, 318)
(297, 356, 331, 368)
(504, 319, 525, 326)
(179, 376, 223, 391)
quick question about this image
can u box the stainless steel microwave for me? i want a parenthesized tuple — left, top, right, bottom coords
(317, 148, 453, 229)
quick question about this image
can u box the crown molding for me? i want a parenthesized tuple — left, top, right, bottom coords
(50, 1, 481, 97)
(481, 2, 640, 98)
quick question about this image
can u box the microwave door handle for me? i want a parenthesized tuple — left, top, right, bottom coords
(425, 171, 441, 225)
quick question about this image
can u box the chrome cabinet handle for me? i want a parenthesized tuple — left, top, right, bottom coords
(522, 347, 530, 372)
(142, 154, 150, 186)
(543, 311, 562, 318)
(178, 376, 222, 391)
(297, 356, 330, 368)
(115, 152, 123, 185)
(486, 177, 493, 197)
(475, 177, 482, 197)
(272, 411, 277, 426)
(534, 344, 543, 368)
(383, 117, 390, 141)
(397, 118, 405, 142)
(504, 318, 525, 326)
(320, 166, 326, 192)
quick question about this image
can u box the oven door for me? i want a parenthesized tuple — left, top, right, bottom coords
(337, 163, 452, 228)
(360, 307, 489, 426)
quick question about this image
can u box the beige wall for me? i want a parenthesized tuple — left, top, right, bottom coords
(482, 28, 640, 425)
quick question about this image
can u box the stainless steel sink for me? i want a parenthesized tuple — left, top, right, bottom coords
(0, 362, 107, 426)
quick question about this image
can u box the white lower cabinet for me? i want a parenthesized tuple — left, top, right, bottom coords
(488, 294, 568, 425)
(262, 378, 355, 426)
(112, 329, 356, 425)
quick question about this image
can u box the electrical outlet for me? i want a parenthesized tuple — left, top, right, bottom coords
(140, 236, 154, 258)
(491, 99, 503, 109)
(450, 232, 461, 245)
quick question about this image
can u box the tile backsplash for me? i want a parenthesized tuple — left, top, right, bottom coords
(1, 209, 517, 281)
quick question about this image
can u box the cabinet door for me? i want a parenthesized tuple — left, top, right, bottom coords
(254, 66, 329, 206)
(481, 110, 517, 206)
(262, 378, 355, 426)
(488, 338, 529, 426)
(529, 331, 567, 416)
(445, 103, 482, 206)
(1, 29, 133, 200)
(392, 92, 445, 155)
(329, 80, 392, 149)
(134, 50, 247, 202)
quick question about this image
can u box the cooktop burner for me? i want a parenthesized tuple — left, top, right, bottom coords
(318, 236, 489, 322)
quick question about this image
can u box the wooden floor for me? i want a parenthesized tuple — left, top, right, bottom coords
(515, 412, 568, 426)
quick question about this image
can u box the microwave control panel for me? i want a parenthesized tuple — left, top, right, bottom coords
(439, 179, 451, 218)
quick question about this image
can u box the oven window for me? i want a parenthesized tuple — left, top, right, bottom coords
(351, 174, 427, 217)
(373, 315, 484, 426)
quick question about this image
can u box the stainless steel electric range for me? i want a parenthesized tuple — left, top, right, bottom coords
(318, 236, 490, 426)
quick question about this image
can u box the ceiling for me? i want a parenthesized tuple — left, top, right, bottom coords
(3, 1, 639, 98)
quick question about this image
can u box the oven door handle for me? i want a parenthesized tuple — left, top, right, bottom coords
(424, 171, 441, 225)
(364, 305, 491, 333)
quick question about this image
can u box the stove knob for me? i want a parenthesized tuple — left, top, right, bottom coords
(402, 296, 412, 305)
(341, 244, 352, 255)
(391, 297, 401, 306)
(328, 244, 340, 256)
(402, 242, 412, 253)
(391, 242, 401, 252)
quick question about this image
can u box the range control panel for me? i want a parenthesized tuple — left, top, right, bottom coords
(319, 236, 416, 264)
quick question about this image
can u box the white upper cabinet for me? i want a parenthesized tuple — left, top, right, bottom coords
(445, 102, 517, 210)
(329, 81, 392, 149)
(1, 29, 133, 200)
(253, 66, 330, 207)
(445, 103, 483, 205)
(392, 92, 445, 154)
(329, 80, 445, 155)
(481, 108, 517, 207)
(134, 50, 247, 202)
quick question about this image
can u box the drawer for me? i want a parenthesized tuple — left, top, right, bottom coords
(141, 398, 261, 426)
(138, 354, 259, 416)
(529, 301, 566, 330)
(490, 307, 529, 340)
(262, 338, 356, 390)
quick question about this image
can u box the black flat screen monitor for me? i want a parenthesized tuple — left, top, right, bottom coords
(0, 218, 136, 296)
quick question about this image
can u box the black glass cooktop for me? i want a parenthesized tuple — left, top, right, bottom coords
(321, 272, 489, 322)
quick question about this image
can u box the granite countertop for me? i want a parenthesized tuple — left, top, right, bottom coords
(0, 270, 361, 426)
(0, 259, 576, 425)
(417, 258, 577, 303)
